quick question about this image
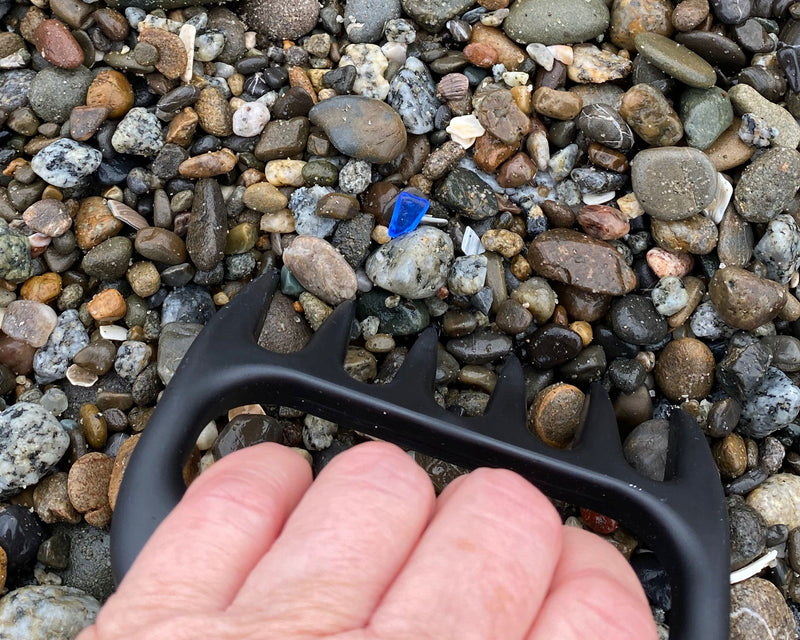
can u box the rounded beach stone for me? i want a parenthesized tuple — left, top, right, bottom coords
(282, 236, 358, 306)
(528, 383, 585, 448)
(730, 578, 795, 640)
(733, 147, 800, 223)
(244, 0, 319, 39)
(633, 31, 716, 88)
(0, 585, 100, 640)
(623, 418, 669, 481)
(503, 0, 609, 45)
(708, 266, 786, 331)
(747, 473, 800, 528)
(631, 146, 717, 220)
(365, 226, 454, 299)
(654, 337, 714, 402)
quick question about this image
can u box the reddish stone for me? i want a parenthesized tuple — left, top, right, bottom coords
(580, 508, 619, 534)
(34, 19, 84, 69)
(463, 42, 498, 68)
(576, 205, 631, 240)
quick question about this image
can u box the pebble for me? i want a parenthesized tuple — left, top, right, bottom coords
(111, 107, 164, 156)
(747, 473, 800, 528)
(654, 337, 715, 402)
(81, 237, 132, 280)
(610, 0, 674, 50)
(187, 178, 226, 271)
(709, 266, 786, 331)
(179, 149, 237, 178)
(0, 403, 69, 498)
(679, 87, 733, 150)
(138, 27, 187, 80)
(244, 0, 318, 39)
(448, 254, 488, 296)
(232, 101, 270, 137)
(528, 229, 636, 295)
(338, 159, 372, 194)
(730, 578, 796, 640)
(527, 325, 584, 368)
(388, 57, 439, 134)
(633, 32, 716, 88)
(67, 452, 113, 527)
(32, 309, 89, 384)
(610, 294, 668, 346)
(739, 368, 800, 438)
(157, 322, 202, 385)
(630, 146, 717, 221)
(476, 89, 531, 145)
(0, 220, 33, 283)
(85, 71, 133, 120)
(436, 168, 498, 219)
(282, 236, 358, 306)
(503, 0, 609, 45)
(195, 87, 232, 137)
(213, 415, 283, 460)
(619, 83, 683, 147)
(576, 205, 630, 240)
(27, 65, 92, 124)
(355, 289, 430, 335)
(733, 147, 800, 224)
(567, 44, 632, 84)
(309, 96, 407, 163)
(651, 214, 718, 255)
(401, 0, 474, 31)
(0, 585, 99, 640)
(339, 44, 390, 100)
(623, 418, 669, 481)
(366, 226, 454, 299)
(528, 382, 584, 448)
(753, 215, 800, 285)
(0, 504, 45, 569)
(446, 329, 512, 364)
(161, 286, 215, 325)
(34, 19, 83, 69)
(31, 139, 102, 188)
(34, 472, 80, 525)
(651, 276, 689, 316)
(577, 103, 634, 151)
(728, 83, 800, 149)
(289, 185, 338, 237)
(728, 496, 767, 570)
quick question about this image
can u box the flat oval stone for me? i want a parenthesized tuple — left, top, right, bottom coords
(309, 96, 407, 163)
(619, 83, 683, 147)
(679, 86, 733, 150)
(610, 0, 674, 50)
(527, 229, 637, 296)
(651, 214, 719, 255)
(674, 31, 746, 73)
(610, 294, 668, 345)
(446, 329, 513, 364)
(733, 147, 800, 223)
(282, 236, 358, 306)
(630, 146, 717, 220)
(730, 579, 795, 640)
(654, 337, 715, 402)
(528, 382, 585, 448)
(577, 103, 634, 151)
(527, 325, 584, 369)
(708, 266, 786, 331)
(633, 32, 717, 88)
(503, 0, 610, 45)
(365, 226, 454, 299)
(728, 83, 800, 149)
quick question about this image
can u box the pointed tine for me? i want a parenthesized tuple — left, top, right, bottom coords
(664, 409, 716, 483)
(389, 327, 439, 395)
(301, 300, 356, 365)
(213, 270, 280, 341)
(572, 382, 624, 456)
(481, 355, 528, 441)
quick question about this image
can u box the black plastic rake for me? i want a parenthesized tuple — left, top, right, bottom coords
(111, 269, 729, 640)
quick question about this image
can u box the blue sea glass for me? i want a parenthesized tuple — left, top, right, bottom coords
(388, 191, 430, 238)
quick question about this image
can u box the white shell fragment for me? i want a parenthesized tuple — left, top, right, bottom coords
(703, 172, 733, 224)
(582, 191, 616, 205)
(730, 549, 778, 584)
(178, 23, 196, 84)
(461, 226, 485, 256)
(446, 114, 486, 149)
(99, 325, 129, 341)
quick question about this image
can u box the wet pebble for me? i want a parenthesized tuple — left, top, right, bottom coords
(733, 147, 800, 224)
(610, 294, 668, 346)
(528, 382, 585, 448)
(30, 139, 102, 188)
(730, 578, 796, 640)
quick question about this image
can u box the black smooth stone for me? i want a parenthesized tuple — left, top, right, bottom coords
(738, 65, 787, 101)
(632, 258, 659, 293)
(710, 0, 752, 23)
(610, 295, 668, 346)
(221, 135, 258, 153)
(212, 414, 284, 460)
(779, 45, 800, 91)
(558, 344, 607, 383)
(263, 66, 289, 90)
(526, 324, 584, 369)
(674, 31, 748, 72)
(191, 135, 222, 155)
(762, 334, 800, 372)
(725, 467, 769, 495)
(235, 55, 269, 74)
(570, 167, 628, 194)
(272, 86, 315, 120)
(243, 73, 269, 98)
(781, 17, 800, 43)
(548, 120, 577, 148)
(631, 552, 672, 610)
(607, 357, 647, 394)
(706, 397, 742, 437)
(0, 504, 45, 570)
(156, 84, 201, 113)
(446, 329, 513, 365)
(728, 495, 767, 570)
(767, 523, 789, 546)
(97, 155, 141, 185)
(577, 103, 635, 151)
(593, 325, 639, 360)
(717, 340, 772, 399)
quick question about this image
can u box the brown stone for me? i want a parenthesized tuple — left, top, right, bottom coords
(74, 197, 123, 250)
(87, 288, 126, 323)
(134, 227, 188, 265)
(138, 26, 188, 80)
(282, 236, 358, 305)
(288, 66, 317, 103)
(33, 472, 81, 524)
(619, 83, 683, 147)
(166, 107, 199, 146)
(588, 142, 629, 172)
(708, 266, 786, 331)
(528, 383, 585, 448)
(34, 19, 84, 69)
(79, 403, 108, 449)
(470, 23, 526, 71)
(108, 433, 140, 511)
(646, 247, 694, 278)
(576, 205, 631, 240)
(668, 275, 704, 327)
(20, 272, 62, 304)
(730, 578, 795, 640)
(496, 152, 536, 188)
(195, 87, 233, 137)
(651, 214, 719, 254)
(532, 87, 583, 120)
(713, 433, 747, 480)
(672, 0, 709, 31)
(541, 200, 576, 228)
(476, 89, 531, 146)
(718, 207, 753, 268)
(92, 7, 129, 40)
(178, 148, 237, 178)
(316, 192, 360, 220)
(554, 283, 612, 322)
(22, 199, 71, 237)
(610, 0, 674, 50)
(242, 181, 289, 213)
(463, 42, 499, 68)
(704, 123, 755, 171)
(69, 105, 109, 142)
(85, 69, 134, 119)
(654, 337, 714, 403)
(481, 229, 524, 258)
(528, 228, 637, 295)
(67, 452, 113, 516)
(473, 131, 517, 173)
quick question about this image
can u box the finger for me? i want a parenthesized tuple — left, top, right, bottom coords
(102, 442, 312, 629)
(228, 441, 436, 635)
(525, 527, 657, 640)
(367, 467, 563, 640)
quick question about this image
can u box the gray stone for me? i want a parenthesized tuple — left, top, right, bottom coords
(31, 139, 102, 189)
(739, 367, 800, 438)
(366, 226, 454, 299)
(257, 291, 312, 353)
(331, 213, 375, 268)
(679, 86, 733, 150)
(0, 403, 69, 498)
(55, 522, 113, 603)
(435, 168, 498, 220)
(0, 219, 33, 283)
(730, 578, 795, 640)
(161, 285, 215, 325)
(0, 69, 35, 111)
(243, 0, 319, 39)
(0, 585, 100, 640)
(27, 66, 92, 124)
(387, 56, 440, 135)
(111, 107, 165, 156)
(303, 414, 337, 450)
(187, 178, 226, 271)
(289, 185, 337, 237)
(355, 289, 430, 335)
(401, 0, 474, 31)
(344, 0, 401, 42)
(623, 418, 669, 481)
(753, 214, 800, 285)
(448, 254, 488, 297)
(33, 310, 90, 384)
(503, 0, 610, 45)
(157, 322, 202, 385)
(338, 159, 372, 195)
(729, 83, 800, 149)
(114, 341, 152, 383)
(734, 147, 800, 223)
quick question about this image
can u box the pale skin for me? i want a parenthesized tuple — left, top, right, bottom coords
(78, 441, 658, 640)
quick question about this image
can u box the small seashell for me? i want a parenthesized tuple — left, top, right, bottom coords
(730, 549, 778, 585)
(548, 44, 574, 65)
(446, 114, 485, 149)
(437, 73, 469, 101)
(702, 173, 733, 225)
(178, 23, 195, 84)
(66, 364, 98, 388)
(99, 324, 129, 341)
(108, 199, 150, 230)
(582, 190, 616, 205)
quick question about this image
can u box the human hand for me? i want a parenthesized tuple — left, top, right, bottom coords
(77, 441, 657, 640)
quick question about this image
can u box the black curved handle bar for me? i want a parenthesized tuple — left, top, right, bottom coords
(111, 269, 729, 640)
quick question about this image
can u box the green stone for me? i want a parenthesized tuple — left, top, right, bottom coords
(503, 0, 610, 45)
(280, 266, 306, 296)
(224, 222, 258, 255)
(679, 86, 733, 150)
(355, 289, 430, 336)
(0, 219, 33, 283)
(633, 32, 716, 89)
(302, 160, 339, 186)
